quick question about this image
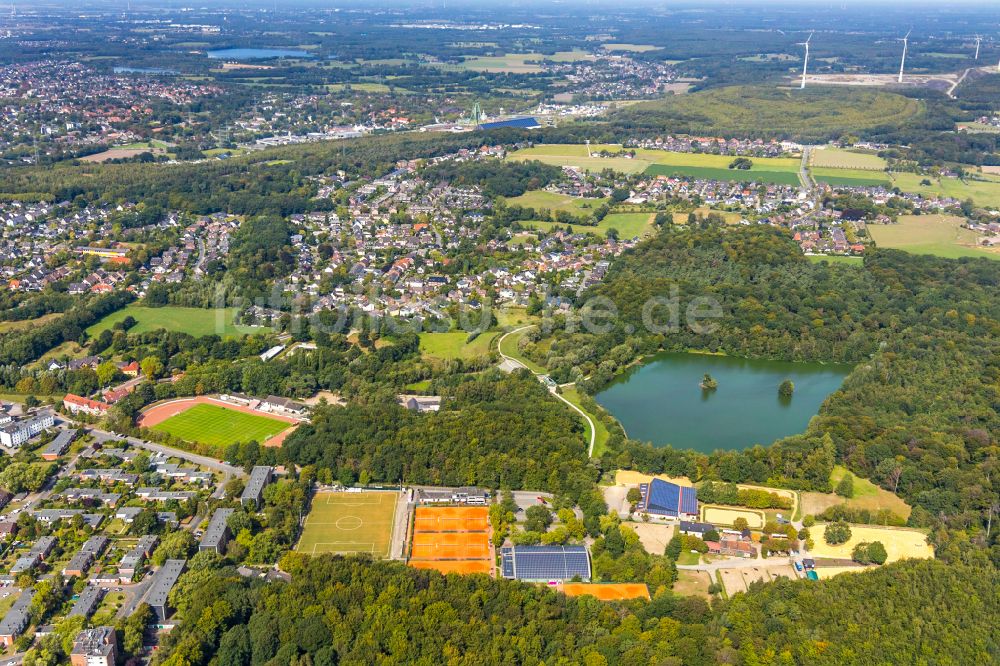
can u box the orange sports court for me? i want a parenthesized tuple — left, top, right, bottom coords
(560, 583, 651, 601)
(408, 506, 493, 576)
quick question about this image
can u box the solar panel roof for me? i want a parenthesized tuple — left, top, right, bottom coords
(500, 545, 591, 581)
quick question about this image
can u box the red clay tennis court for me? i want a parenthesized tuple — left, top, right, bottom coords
(411, 532, 490, 560)
(408, 506, 492, 574)
(413, 506, 489, 532)
(410, 560, 493, 575)
(560, 583, 651, 601)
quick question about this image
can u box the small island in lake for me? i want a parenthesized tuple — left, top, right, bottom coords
(778, 379, 795, 397)
(700, 373, 718, 390)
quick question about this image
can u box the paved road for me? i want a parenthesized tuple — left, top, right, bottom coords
(117, 574, 155, 619)
(799, 146, 815, 191)
(496, 326, 598, 456)
(88, 427, 247, 479)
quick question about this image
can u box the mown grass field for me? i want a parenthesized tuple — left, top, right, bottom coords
(297, 491, 398, 558)
(506, 189, 608, 214)
(522, 212, 654, 238)
(152, 403, 292, 448)
(812, 167, 891, 187)
(801, 465, 912, 520)
(890, 171, 1000, 208)
(811, 148, 887, 170)
(419, 330, 498, 360)
(867, 214, 998, 260)
(86, 305, 268, 338)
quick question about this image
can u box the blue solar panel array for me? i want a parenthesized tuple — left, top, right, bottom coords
(479, 117, 540, 130)
(500, 545, 591, 581)
(645, 479, 698, 517)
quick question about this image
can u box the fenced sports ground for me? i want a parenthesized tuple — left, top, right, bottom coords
(408, 506, 492, 576)
(296, 490, 399, 558)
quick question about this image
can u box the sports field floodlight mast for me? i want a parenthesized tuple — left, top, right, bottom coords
(898, 29, 911, 84)
(798, 31, 814, 89)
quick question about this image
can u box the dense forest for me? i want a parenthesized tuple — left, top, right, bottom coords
(152, 554, 997, 666)
(281, 372, 599, 504)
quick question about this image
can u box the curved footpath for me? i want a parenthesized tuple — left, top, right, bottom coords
(497, 325, 598, 457)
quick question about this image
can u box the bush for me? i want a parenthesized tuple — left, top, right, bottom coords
(824, 521, 852, 545)
(853, 541, 888, 565)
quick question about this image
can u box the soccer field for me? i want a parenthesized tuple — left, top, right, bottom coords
(297, 491, 399, 558)
(151, 403, 292, 448)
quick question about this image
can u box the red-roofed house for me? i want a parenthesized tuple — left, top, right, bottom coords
(63, 394, 110, 417)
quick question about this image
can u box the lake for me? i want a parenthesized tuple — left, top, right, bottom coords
(206, 48, 314, 60)
(594, 352, 852, 452)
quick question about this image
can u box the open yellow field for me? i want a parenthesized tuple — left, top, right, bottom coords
(673, 570, 713, 599)
(614, 470, 693, 487)
(812, 524, 933, 563)
(813, 565, 872, 579)
(702, 505, 765, 529)
(719, 565, 796, 596)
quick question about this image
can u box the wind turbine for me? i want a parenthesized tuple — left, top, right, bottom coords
(974, 35, 981, 60)
(798, 31, 814, 89)
(897, 29, 911, 84)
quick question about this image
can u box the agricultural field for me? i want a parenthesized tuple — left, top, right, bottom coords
(867, 214, 998, 260)
(702, 505, 765, 529)
(602, 43, 660, 52)
(505, 189, 608, 214)
(801, 465, 912, 520)
(510, 144, 800, 183)
(149, 403, 293, 448)
(637, 148, 801, 182)
(297, 491, 399, 558)
(86, 305, 269, 338)
(447, 50, 594, 73)
(890, 171, 1000, 208)
(419, 330, 498, 361)
(810, 148, 887, 170)
(812, 167, 891, 187)
(811, 524, 933, 563)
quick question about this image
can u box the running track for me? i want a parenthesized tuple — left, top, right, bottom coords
(137, 396, 301, 447)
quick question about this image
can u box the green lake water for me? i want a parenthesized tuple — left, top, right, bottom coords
(594, 352, 852, 452)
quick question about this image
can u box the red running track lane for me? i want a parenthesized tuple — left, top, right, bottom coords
(136, 396, 301, 447)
